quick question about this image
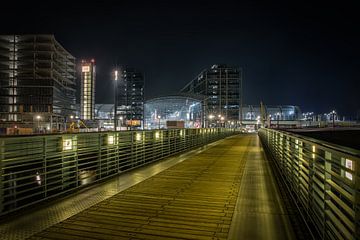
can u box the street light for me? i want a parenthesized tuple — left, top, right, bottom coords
(208, 114, 214, 128)
(220, 116, 225, 128)
(114, 69, 119, 131)
(332, 110, 336, 128)
(157, 115, 161, 129)
(36, 115, 41, 133)
(119, 116, 123, 130)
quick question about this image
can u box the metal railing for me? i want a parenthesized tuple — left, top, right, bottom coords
(259, 128, 359, 240)
(0, 128, 237, 216)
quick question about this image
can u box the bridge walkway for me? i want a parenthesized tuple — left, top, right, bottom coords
(2, 134, 296, 240)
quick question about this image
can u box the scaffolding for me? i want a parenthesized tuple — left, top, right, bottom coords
(0, 35, 76, 131)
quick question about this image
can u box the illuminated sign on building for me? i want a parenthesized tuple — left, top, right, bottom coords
(82, 66, 90, 72)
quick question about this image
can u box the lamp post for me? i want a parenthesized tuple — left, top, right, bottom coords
(114, 69, 119, 131)
(119, 116, 123, 130)
(217, 114, 221, 128)
(220, 116, 225, 128)
(157, 115, 161, 129)
(332, 110, 336, 128)
(208, 114, 214, 128)
(36, 115, 41, 133)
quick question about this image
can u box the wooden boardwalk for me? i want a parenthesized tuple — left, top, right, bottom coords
(27, 135, 295, 240)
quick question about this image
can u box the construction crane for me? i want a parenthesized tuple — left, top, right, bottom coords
(68, 119, 88, 133)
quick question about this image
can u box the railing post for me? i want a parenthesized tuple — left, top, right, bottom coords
(0, 139, 4, 213)
(43, 136, 47, 198)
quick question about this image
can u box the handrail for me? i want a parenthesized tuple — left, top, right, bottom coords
(259, 128, 359, 240)
(0, 128, 237, 216)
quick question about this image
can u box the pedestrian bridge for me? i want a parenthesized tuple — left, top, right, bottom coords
(0, 129, 358, 239)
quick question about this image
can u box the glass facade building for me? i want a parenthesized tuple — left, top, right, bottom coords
(0, 35, 76, 131)
(180, 64, 241, 126)
(242, 105, 302, 121)
(144, 95, 202, 129)
(80, 59, 95, 120)
(116, 68, 144, 128)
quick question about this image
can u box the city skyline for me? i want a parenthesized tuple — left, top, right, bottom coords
(0, 1, 359, 116)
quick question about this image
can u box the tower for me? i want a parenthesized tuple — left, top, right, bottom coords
(80, 59, 96, 120)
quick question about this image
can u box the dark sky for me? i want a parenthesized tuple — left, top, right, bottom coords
(1, 1, 359, 116)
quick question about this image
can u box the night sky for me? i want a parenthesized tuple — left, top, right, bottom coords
(1, 1, 359, 117)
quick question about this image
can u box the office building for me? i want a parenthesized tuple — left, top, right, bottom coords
(0, 35, 76, 132)
(116, 67, 144, 128)
(80, 59, 95, 120)
(180, 64, 242, 127)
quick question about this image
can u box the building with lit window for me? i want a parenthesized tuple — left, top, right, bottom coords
(180, 64, 242, 127)
(80, 59, 95, 120)
(116, 67, 144, 129)
(0, 35, 76, 133)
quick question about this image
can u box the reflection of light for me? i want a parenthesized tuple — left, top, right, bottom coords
(155, 131, 160, 139)
(79, 170, 96, 185)
(36, 172, 41, 185)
